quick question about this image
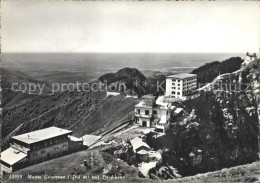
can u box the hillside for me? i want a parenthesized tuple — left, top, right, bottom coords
(2, 57, 260, 182)
(8, 147, 143, 183)
(98, 67, 166, 97)
(191, 57, 243, 84)
(168, 161, 260, 183)
(1, 68, 141, 150)
(1, 68, 52, 94)
(146, 59, 260, 178)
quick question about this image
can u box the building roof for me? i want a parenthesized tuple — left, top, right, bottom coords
(156, 96, 171, 108)
(68, 135, 83, 142)
(141, 95, 156, 99)
(174, 108, 183, 114)
(135, 101, 153, 108)
(137, 150, 149, 155)
(11, 127, 72, 144)
(130, 137, 150, 153)
(166, 73, 197, 79)
(0, 147, 27, 166)
(81, 134, 101, 147)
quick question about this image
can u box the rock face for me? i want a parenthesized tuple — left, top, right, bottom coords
(147, 60, 260, 177)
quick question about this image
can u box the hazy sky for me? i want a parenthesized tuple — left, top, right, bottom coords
(2, 1, 259, 53)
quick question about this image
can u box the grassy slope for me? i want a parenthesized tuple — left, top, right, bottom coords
(167, 161, 260, 183)
(4, 147, 146, 183)
(6, 154, 260, 183)
(1, 68, 142, 149)
(1, 89, 138, 147)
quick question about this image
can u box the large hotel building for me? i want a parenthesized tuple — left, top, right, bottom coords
(165, 73, 197, 100)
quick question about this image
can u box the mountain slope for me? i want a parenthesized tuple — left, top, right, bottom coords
(98, 67, 166, 96)
(1, 68, 52, 94)
(168, 161, 260, 183)
(146, 59, 260, 177)
(1, 68, 140, 150)
(191, 57, 243, 84)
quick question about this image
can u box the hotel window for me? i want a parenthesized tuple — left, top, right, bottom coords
(178, 84, 180, 86)
(63, 144, 66, 148)
(178, 80, 180, 82)
(137, 109, 140, 114)
(177, 92, 180, 95)
(50, 140, 52, 145)
(172, 91, 175, 94)
(44, 142, 47, 146)
(41, 150, 45, 154)
(145, 110, 149, 115)
(172, 79, 176, 82)
(153, 110, 157, 115)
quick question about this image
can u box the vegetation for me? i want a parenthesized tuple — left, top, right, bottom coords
(147, 64, 259, 177)
(191, 57, 243, 84)
(168, 161, 260, 183)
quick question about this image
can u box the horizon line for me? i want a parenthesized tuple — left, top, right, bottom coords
(1, 52, 251, 54)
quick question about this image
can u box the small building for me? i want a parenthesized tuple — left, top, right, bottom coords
(133, 95, 172, 133)
(0, 127, 73, 175)
(173, 108, 183, 116)
(106, 91, 121, 97)
(68, 136, 84, 152)
(130, 137, 151, 153)
(165, 73, 197, 100)
(136, 150, 149, 162)
(0, 147, 27, 174)
(81, 134, 101, 148)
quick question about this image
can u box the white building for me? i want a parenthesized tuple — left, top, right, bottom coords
(133, 95, 173, 133)
(165, 73, 198, 100)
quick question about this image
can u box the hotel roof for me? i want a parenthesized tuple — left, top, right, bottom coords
(0, 147, 27, 165)
(166, 73, 197, 79)
(130, 137, 151, 153)
(11, 127, 72, 144)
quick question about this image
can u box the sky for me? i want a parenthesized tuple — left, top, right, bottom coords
(2, 1, 260, 53)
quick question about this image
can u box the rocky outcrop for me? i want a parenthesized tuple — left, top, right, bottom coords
(98, 67, 166, 97)
(146, 60, 260, 177)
